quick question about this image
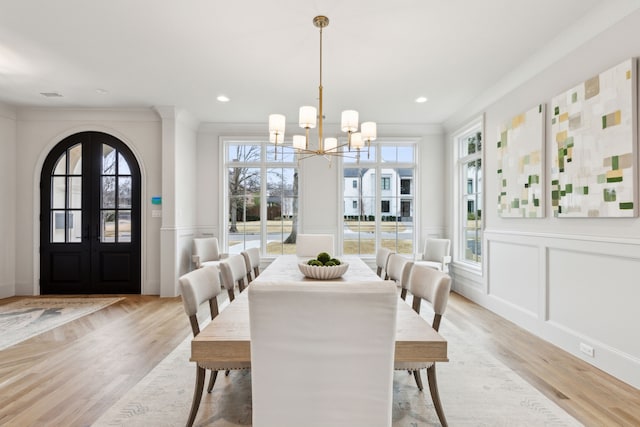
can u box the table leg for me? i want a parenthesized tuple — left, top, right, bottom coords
(186, 365, 205, 427)
(427, 364, 447, 427)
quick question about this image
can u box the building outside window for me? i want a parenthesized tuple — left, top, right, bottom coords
(223, 139, 298, 256)
(455, 122, 483, 265)
(342, 141, 416, 255)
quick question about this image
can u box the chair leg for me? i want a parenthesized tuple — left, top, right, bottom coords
(412, 369, 424, 391)
(186, 366, 206, 427)
(207, 369, 218, 393)
(427, 364, 448, 427)
(225, 370, 230, 376)
(400, 288, 407, 300)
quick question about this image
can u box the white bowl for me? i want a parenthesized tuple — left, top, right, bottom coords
(298, 262, 349, 280)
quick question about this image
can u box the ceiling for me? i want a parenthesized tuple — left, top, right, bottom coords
(0, 0, 616, 126)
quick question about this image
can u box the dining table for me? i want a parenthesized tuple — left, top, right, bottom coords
(187, 254, 450, 426)
(191, 254, 448, 366)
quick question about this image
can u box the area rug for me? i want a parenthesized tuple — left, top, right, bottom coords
(0, 297, 123, 351)
(93, 311, 583, 427)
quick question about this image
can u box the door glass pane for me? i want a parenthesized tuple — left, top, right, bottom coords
(51, 211, 65, 242)
(118, 211, 131, 242)
(118, 153, 131, 175)
(102, 176, 116, 208)
(67, 211, 82, 243)
(102, 144, 116, 174)
(101, 210, 116, 242)
(53, 153, 66, 175)
(52, 177, 66, 209)
(68, 177, 82, 209)
(69, 144, 82, 174)
(118, 177, 132, 208)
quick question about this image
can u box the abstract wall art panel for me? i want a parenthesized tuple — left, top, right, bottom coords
(550, 58, 637, 217)
(497, 104, 545, 218)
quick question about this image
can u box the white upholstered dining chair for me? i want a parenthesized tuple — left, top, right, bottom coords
(241, 247, 260, 283)
(192, 237, 228, 269)
(386, 253, 414, 300)
(375, 247, 394, 279)
(219, 254, 248, 301)
(178, 266, 250, 427)
(415, 237, 451, 272)
(249, 281, 398, 427)
(295, 234, 335, 257)
(395, 264, 452, 427)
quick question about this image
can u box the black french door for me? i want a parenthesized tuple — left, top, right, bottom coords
(40, 131, 141, 294)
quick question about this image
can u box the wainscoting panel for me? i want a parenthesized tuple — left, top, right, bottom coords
(455, 230, 640, 389)
(488, 240, 539, 316)
(548, 247, 640, 358)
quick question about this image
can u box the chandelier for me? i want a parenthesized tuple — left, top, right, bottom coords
(268, 15, 376, 163)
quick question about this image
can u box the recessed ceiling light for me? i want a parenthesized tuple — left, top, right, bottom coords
(217, 95, 230, 102)
(415, 96, 428, 103)
(40, 92, 63, 98)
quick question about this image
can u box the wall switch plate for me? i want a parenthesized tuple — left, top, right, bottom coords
(580, 342, 595, 357)
(152, 210, 162, 218)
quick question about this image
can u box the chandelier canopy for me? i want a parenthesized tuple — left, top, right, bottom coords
(268, 15, 376, 162)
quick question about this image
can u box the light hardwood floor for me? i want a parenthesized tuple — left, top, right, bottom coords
(0, 292, 638, 426)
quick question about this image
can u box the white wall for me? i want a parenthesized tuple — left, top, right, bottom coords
(195, 122, 445, 256)
(0, 104, 16, 298)
(156, 107, 200, 296)
(446, 9, 640, 388)
(13, 108, 162, 295)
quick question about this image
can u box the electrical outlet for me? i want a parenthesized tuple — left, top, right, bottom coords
(580, 342, 595, 357)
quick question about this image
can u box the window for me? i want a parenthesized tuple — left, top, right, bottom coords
(224, 139, 298, 256)
(455, 121, 483, 265)
(400, 178, 411, 195)
(381, 176, 391, 190)
(342, 141, 416, 255)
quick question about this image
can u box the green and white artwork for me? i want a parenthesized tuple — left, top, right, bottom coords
(550, 58, 637, 217)
(497, 104, 545, 218)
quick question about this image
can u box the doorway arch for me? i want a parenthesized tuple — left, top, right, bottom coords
(39, 131, 142, 294)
